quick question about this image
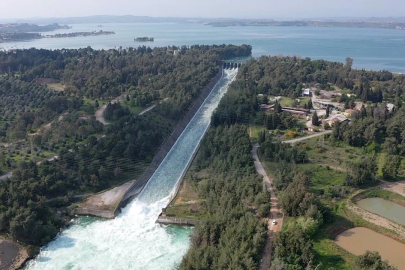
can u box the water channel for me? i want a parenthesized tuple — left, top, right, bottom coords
(335, 227, 405, 270)
(26, 68, 238, 270)
(357, 197, 405, 226)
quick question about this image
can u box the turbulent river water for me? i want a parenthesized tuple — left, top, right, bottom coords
(26, 69, 238, 270)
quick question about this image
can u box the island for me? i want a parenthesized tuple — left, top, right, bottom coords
(134, 37, 154, 42)
(203, 19, 405, 30)
(0, 30, 115, 43)
(0, 23, 70, 33)
(44, 30, 115, 38)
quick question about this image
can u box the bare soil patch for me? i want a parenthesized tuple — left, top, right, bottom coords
(0, 237, 29, 270)
(379, 180, 405, 198)
(77, 180, 135, 211)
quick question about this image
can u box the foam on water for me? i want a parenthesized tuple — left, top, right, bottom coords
(26, 68, 238, 270)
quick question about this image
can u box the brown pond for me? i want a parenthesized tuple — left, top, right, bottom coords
(335, 227, 405, 269)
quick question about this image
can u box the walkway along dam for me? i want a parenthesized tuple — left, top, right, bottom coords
(26, 68, 239, 270)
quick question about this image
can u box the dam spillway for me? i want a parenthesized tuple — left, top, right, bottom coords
(25, 68, 238, 270)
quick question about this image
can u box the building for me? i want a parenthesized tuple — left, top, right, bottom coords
(302, 88, 310, 97)
(325, 114, 349, 126)
(259, 104, 274, 111)
(386, 103, 395, 112)
(342, 109, 357, 117)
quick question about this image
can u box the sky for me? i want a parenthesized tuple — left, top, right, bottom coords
(1, 0, 405, 20)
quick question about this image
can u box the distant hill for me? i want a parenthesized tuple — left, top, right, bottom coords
(1, 15, 405, 25)
(7, 15, 191, 24)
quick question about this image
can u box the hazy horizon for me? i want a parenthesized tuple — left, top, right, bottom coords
(2, 0, 405, 21)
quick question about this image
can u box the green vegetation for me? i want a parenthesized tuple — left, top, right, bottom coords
(205, 55, 405, 269)
(355, 251, 397, 270)
(179, 125, 268, 270)
(0, 44, 252, 248)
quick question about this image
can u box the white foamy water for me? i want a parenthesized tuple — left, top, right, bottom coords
(26, 68, 238, 270)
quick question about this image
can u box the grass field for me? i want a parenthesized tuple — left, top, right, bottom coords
(164, 166, 209, 220)
(312, 211, 355, 270)
(297, 136, 365, 169)
(298, 163, 346, 193)
(47, 83, 65, 92)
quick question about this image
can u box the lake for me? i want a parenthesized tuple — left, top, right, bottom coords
(1, 23, 405, 72)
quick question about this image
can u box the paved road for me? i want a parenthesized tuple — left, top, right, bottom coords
(0, 172, 12, 180)
(283, 130, 332, 144)
(252, 143, 283, 270)
(138, 104, 156, 116)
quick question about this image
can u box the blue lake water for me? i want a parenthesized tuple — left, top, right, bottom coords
(1, 23, 405, 72)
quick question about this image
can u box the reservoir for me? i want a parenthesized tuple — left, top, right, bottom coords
(2, 23, 405, 72)
(357, 197, 405, 226)
(335, 227, 405, 270)
(26, 69, 238, 270)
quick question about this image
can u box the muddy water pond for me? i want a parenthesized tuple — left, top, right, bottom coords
(335, 227, 405, 269)
(357, 197, 405, 226)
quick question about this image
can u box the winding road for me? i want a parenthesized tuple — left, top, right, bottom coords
(252, 143, 283, 270)
(94, 94, 126, 125)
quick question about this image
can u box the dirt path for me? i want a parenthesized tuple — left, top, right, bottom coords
(283, 130, 332, 144)
(0, 172, 12, 180)
(28, 112, 67, 136)
(378, 180, 405, 197)
(94, 94, 126, 125)
(252, 143, 283, 270)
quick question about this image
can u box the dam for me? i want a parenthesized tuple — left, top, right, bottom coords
(25, 68, 238, 270)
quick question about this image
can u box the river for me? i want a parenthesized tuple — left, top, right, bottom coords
(357, 197, 405, 226)
(25, 69, 238, 270)
(2, 23, 405, 72)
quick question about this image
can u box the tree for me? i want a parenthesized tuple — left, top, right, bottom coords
(355, 251, 397, 270)
(274, 100, 282, 113)
(312, 111, 319, 126)
(307, 99, 313, 109)
(382, 155, 400, 180)
(325, 106, 330, 118)
(345, 57, 353, 71)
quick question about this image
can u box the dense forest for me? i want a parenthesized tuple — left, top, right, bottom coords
(186, 55, 404, 269)
(234, 56, 404, 101)
(0, 44, 252, 247)
(180, 125, 268, 269)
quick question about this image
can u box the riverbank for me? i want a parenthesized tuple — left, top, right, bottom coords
(0, 237, 29, 270)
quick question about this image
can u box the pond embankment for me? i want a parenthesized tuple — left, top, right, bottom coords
(74, 69, 223, 219)
(346, 190, 405, 241)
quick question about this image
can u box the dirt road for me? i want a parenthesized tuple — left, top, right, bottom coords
(283, 130, 332, 144)
(0, 172, 12, 180)
(252, 143, 283, 270)
(94, 94, 126, 125)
